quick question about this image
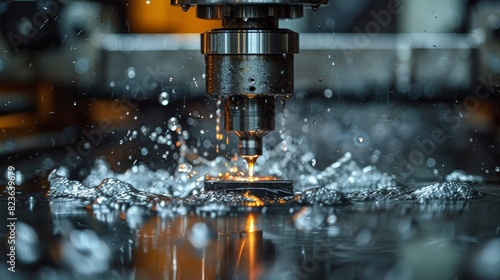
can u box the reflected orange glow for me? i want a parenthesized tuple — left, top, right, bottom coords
(89, 100, 129, 122)
(0, 83, 63, 142)
(243, 192, 265, 207)
(134, 216, 218, 279)
(128, 0, 220, 33)
(240, 214, 263, 280)
(128, 214, 268, 280)
(249, 228, 256, 280)
(0, 112, 36, 130)
(246, 214, 256, 233)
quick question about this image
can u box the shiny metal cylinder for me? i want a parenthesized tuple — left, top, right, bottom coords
(203, 28, 297, 96)
(206, 54, 293, 96)
(225, 95, 274, 132)
(202, 29, 298, 55)
(238, 135, 263, 156)
(225, 95, 275, 156)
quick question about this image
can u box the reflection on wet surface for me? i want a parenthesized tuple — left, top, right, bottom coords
(1, 183, 500, 280)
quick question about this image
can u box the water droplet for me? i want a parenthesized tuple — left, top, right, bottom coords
(158, 91, 169, 106)
(62, 229, 111, 275)
(168, 117, 179, 131)
(16, 222, 40, 264)
(181, 4, 190, 12)
(357, 137, 364, 143)
(127, 67, 135, 79)
(326, 214, 337, 225)
(473, 238, 500, 279)
(293, 207, 324, 230)
(189, 222, 214, 249)
(323, 88, 333, 98)
(356, 229, 372, 245)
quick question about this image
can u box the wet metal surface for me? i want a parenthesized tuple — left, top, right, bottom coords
(1, 184, 500, 280)
(204, 180, 294, 198)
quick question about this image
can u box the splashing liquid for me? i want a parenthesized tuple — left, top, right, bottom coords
(215, 97, 224, 141)
(215, 97, 224, 154)
(280, 97, 288, 152)
(48, 111, 484, 209)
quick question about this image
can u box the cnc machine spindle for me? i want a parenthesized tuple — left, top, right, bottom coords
(171, 0, 327, 167)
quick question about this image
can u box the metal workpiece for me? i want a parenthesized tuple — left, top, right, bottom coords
(225, 95, 275, 156)
(204, 180, 294, 198)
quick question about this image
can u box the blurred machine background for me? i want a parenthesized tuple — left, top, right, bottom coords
(0, 0, 499, 187)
